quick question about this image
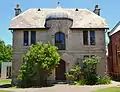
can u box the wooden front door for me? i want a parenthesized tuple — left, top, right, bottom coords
(55, 60, 66, 80)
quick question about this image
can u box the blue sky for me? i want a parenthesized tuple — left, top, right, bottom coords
(0, 0, 119, 45)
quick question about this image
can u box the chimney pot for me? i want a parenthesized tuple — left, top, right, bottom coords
(93, 4, 100, 16)
(95, 4, 99, 8)
(14, 4, 22, 16)
(16, 4, 20, 8)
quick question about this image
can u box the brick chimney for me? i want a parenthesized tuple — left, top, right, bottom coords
(14, 4, 22, 16)
(93, 4, 100, 16)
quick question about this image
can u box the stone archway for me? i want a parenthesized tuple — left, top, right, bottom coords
(55, 59, 66, 80)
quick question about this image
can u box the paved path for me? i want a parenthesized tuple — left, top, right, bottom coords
(1, 81, 120, 92)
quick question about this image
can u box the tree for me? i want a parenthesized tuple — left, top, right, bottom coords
(18, 42, 61, 88)
(0, 40, 12, 73)
(0, 40, 12, 63)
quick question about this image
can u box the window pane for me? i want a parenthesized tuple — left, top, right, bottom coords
(60, 33, 65, 44)
(90, 31, 95, 45)
(31, 31, 36, 44)
(83, 31, 88, 45)
(24, 31, 29, 46)
(55, 33, 59, 41)
(55, 32, 65, 50)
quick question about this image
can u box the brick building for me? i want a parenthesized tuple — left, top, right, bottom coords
(107, 21, 120, 77)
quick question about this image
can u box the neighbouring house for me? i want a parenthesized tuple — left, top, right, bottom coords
(107, 21, 120, 78)
(1, 62, 12, 79)
(9, 3, 108, 83)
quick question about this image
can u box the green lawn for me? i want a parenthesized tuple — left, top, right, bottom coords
(0, 91, 12, 92)
(0, 79, 11, 85)
(93, 87, 120, 92)
(0, 79, 12, 92)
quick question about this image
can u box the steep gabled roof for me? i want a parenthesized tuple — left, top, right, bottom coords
(109, 21, 120, 36)
(9, 8, 108, 30)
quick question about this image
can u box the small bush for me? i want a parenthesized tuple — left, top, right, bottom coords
(85, 74, 98, 85)
(66, 56, 111, 85)
(96, 76, 111, 85)
(74, 80, 86, 85)
(65, 65, 82, 83)
(65, 73, 75, 83)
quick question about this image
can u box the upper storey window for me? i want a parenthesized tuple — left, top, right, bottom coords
(83, 31, 88, 45)
(31, 31, 36, 45)
(55, 32, 65, 50)
(24, 31, 36, 46)
(24, 31, 29, 46)
(90, 31, 95, 45)
(83, 30, 95, 45)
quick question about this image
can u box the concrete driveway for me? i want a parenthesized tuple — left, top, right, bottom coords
(1, 81, 120, 92)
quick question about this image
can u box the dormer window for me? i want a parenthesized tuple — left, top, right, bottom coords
(55, 32, 65, 50)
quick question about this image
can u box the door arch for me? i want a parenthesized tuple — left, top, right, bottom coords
(55, 60, 66, 80)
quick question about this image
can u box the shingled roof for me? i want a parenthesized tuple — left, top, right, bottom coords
(9, 8, 108, 30)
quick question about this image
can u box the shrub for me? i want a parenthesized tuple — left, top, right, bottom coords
(65, 73, 75, 81)
(65, 65, 82, 83)
(66, 56, 111, 85)
(96, 76, 111, 85)
(82, 56, 100, 85)
(74, 80, 86, 85)
(17, 42, 61, 88)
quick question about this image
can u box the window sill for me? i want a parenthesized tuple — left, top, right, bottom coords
(58, 50, 67, 53)
(84, 45, 96, 47)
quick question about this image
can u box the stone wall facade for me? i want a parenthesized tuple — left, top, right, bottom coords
(12, 18, 106, 82)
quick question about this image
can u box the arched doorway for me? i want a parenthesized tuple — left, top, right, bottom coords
(55, 60, 66, 80)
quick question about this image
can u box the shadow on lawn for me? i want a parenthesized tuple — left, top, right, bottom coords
(0, 84, 12, 88)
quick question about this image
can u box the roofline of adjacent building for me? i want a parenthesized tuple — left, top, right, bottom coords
(109, 21, 120, 36)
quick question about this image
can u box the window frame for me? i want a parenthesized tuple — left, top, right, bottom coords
(83, 30, 96, 46)
(23, 31, 36, 46)
(90, 30, 95, 45)
(83, 31, 88, 45)
(31, 31, 36, 45)
(23, 31, 29, 46)
(55, 32, 66, 50)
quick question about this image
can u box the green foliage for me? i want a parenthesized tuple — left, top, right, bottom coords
(96, 76, 111, 85)
(82, 56, 99, 75)
(74, 80, 86, 85)
(66, 56, 111, 85)
(17, 42, 61, 88)
(65, 65, 82, 83)
(82, 56, 100, 85)
(0, 40, 12, 63)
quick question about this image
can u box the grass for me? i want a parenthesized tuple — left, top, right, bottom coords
(0, 79, 13, 92)
(93, 87, 120, 92)
(0, 91, 12, 92)
(0, 79, 11, 85)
